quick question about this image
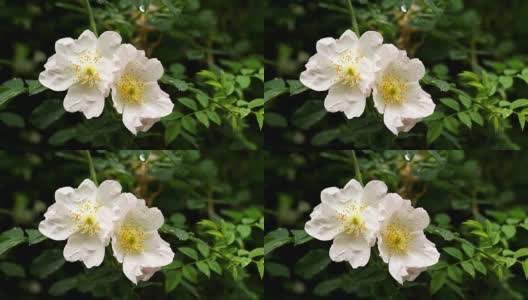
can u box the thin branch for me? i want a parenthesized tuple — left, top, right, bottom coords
(83, 0, 98, 35)
(346, 0, 360, 36)
(83, 150, 98, 185)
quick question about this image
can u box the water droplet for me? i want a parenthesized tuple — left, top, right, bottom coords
(404, 153, 411, 161)
(401, 5, 408, 12)
(139, 5, 145, 12)
(139, 154, 146, 161)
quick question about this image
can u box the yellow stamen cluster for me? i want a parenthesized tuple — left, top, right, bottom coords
(335, 50, 361, 86)
(117, 224, 146, 254)
(378, 75, 408, 105)
(338, 200, 368, 237)
(73, 52, 101, 88)
(383, 223, 411, 254)
(71, 200, 102, 237)
(116, 73, 145, 105)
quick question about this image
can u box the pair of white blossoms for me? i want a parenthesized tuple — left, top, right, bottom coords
(38, 179, 174, 284)
(39, 30, 174, 135)
(300, 30, 436, 135)
(305, 179, 440, 284)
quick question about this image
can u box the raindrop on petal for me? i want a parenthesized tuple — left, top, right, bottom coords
(401, 5, 408, 12)
(139, 5, 145, 12)
(404, 153, 411, 161)
(139, 154, 146, 161)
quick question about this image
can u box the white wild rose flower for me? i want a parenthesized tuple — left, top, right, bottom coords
(300, 30, 383, 119)
(38, 179, 122, 268)
(39, 30, 122, 119)
(111, 44, 174, 135)
(111, 192, 174, 284)
(372, 44, 435, 135)
(377, 193, 440, 284)
(305, 179, 387, 268)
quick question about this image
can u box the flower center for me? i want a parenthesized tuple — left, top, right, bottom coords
(335, 50, 361, 86)
(341, 214, 366, 237)
(73, 52, 101, 88)
(117, 73, 145, 104)
(117, 224, 145, 254)
(384, 223, 411, 255)
(71, 200, 101, 236)
(378, 75, 407, 105)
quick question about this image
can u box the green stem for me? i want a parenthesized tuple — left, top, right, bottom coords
(84, 150, 98, 185)
(83, 0, 98, 36)
(346, 0, 360, 36)
(351, 150, 364, 185)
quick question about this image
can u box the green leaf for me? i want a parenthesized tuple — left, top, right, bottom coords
(518, 113, 526, 131)
(440, 98, 460, 111)
(514, 248, 528, 259)
(196, 242, 210, 257)
(0, 262, 25, 278)
(287, 79, 308, 95)
(160, 75, 189, 91)
(461, 243, 475, 257)
(196, 93, 209, 107)
(294, 249, 331, 279)
(195, 111, 210, 128)
(49, 127, 77, 145)
(25, 229, 47, 245)
(206, 110, 221, 125)
(510, 99, 528, 110)
(160, 0, 182, 16)
(314, 277, 343, 297)
(311, 128, 340, 146)
(472, 260, 487, 275)
(236, 75, 251, 88)
(178, 97, 198, 111)
(236, 224, 252, 238)
(196, 261, 210, 278)
(0, 112, 24, 128)
(502, 225, 516, 239)
(265, 112, 287, 128)
(208, 260, 222, 275)
(178, 247, 199, 260)
(469, 111, 484, 126)
(427, 121, 444, 144)
(249, 248, 264, 258)
(291, 229, 313, 245)
(461, 261, 475, 278)
(267, 262, 290, 278)
(0, 227, 26, 256)
(457, 112, 472, 128)
(444, 247, 464, 260)
(264, 228, 290, 255)
(447, 265, 464, 283)
(458, 95, 472, 108)
(165, 122, 182, 144)
(31, 99, 65, 129)
(31, 249, 65, 278)
(26, 80, 48, 95)
(182, 265, 198, 283)
(257, 258, 264, 279)
(49, 277, 79, 296)
(264, 78, 288, 101)
(291, 100, 326, 130)
(522, 259, 528, 280)
(430, 271, 447, 294)
(499, 76, 513, 88)
(0, 79, 26, 108)
(248, 98, 265, 109)
(165, 270, 182, 293)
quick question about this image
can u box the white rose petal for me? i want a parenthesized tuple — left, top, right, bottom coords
(111, 193, 174, 284)
(377, 193, 440, 284)
(111, 44, 174, 135)
(372, 44, 435, 135)
(305, 179, 388, 268)
(300, 30, 383, 119)
(39, 179, 122, 268)
(39, 30, 122, 119)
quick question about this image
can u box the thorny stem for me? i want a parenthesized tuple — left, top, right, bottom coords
(350, 150, 364, 185)
(346, 0, 360, 36)
(84, 150, 98, 185)
(83, 0, 98, 36)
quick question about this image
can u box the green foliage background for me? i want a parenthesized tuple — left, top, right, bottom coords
(0, 150, 264, 299)
(264, 150, 528, 299)
(264, 0, 528, 149)
(0, 0, 263, 149)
